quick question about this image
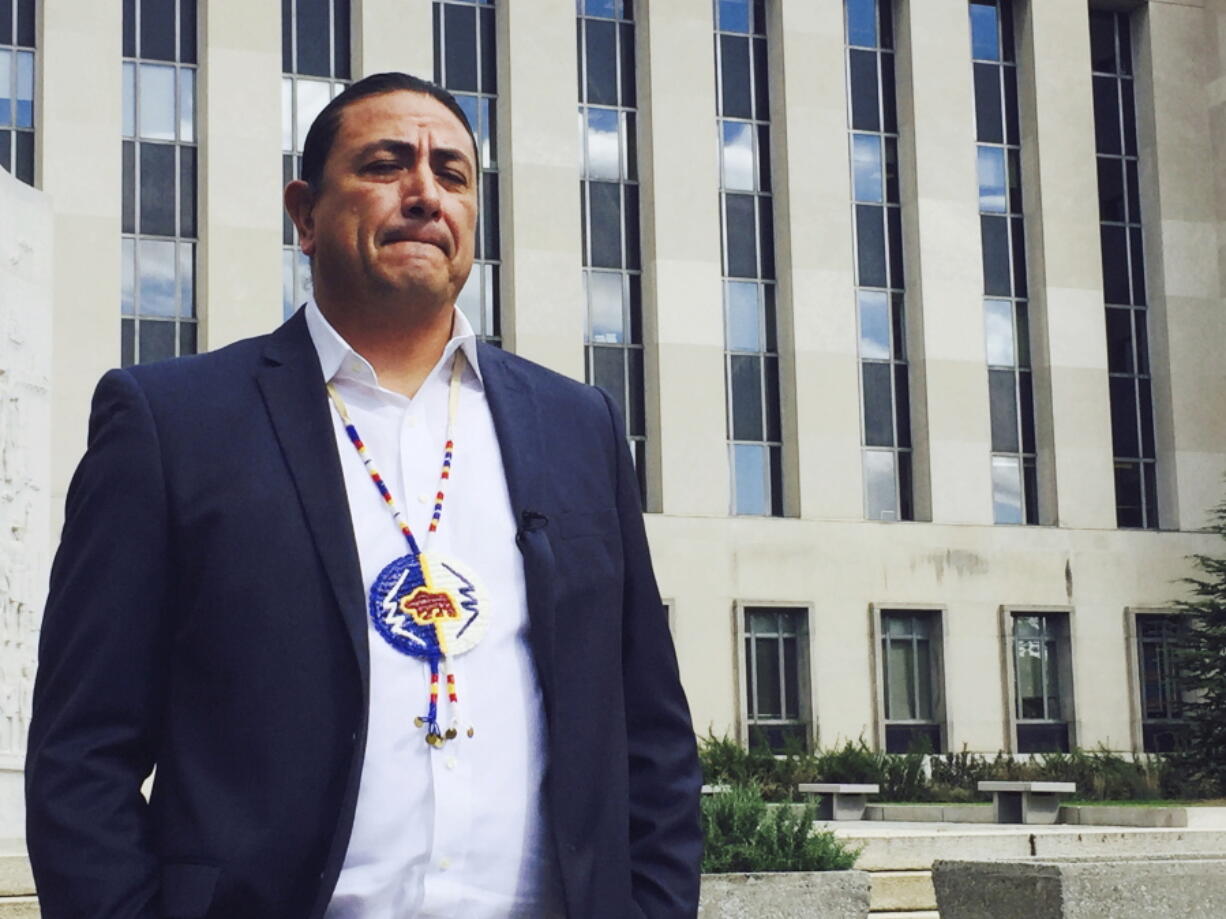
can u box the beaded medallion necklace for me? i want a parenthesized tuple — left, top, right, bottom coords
(327, 349, 488, 747)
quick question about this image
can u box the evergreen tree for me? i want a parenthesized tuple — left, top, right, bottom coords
(1173, 498, 1226, 794)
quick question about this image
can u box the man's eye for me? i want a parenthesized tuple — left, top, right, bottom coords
(440, 171, 467, 185)
(367, 161, 401, 173)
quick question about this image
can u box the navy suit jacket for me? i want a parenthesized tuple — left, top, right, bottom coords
(26, 310, 702, 919)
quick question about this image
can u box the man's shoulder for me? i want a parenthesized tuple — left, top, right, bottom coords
(476, 342, 608, 412)
(116, 318, 302, 408)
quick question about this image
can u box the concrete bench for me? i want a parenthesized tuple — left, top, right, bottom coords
(798, 783, 880, 821)
(978, 781, 1076, 824)
(700, 784, 730, 795)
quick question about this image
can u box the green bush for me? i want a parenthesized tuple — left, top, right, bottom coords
(698, 733, 1212, 804)
(700, 782, 861, 873)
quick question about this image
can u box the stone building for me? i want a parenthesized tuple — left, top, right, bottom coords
(4, 0, 1226, 832)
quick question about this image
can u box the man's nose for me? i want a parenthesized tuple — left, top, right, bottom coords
(401, 162, 442, 220)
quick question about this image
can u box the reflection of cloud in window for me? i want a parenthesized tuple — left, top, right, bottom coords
(853, 134, 882, 202)
(722, 121, 754, 191)
(586, 110, 620, 181)
(984, 299, 1015, 365)
(978, 147, 1008, 213)
(139, 241, 178, 317)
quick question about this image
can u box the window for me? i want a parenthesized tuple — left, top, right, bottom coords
(845, 0, 913, 522)
(879, 609, 944, 753)
(1135, 613, 1188, 753)
(0, 0, 35, 185)
(717, 0, 782, 516)
(971, 0, 1038, 525)
(282, 0, 351, 318)
(122, 0, 199, 366)
(578, 0, 647, 504)
(435, 0, 500, 345)
(1090, 10, 1157, 529)
(1010, 612, 1073, 752)
(743, 606, 810, 752)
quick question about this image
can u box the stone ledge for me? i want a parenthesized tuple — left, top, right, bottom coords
(933, 854, 1226, 919)
(0, 898, 39, 919)
(699, 871, 871, 918)
(868, 869, 935, 911)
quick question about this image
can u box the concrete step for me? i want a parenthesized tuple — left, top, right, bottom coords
(869, 869, 935, 912)
(0, 898, 39, 919)
(0, 858, 33, 898)
(869, 911, 939, 918)
(831, 823, 1226, 871)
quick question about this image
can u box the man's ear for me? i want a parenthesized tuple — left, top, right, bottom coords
(284, 180, 318, 256)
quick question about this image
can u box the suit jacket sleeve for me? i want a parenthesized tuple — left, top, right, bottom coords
(26, 369, 168, 919)
(597, 388, 703, 918)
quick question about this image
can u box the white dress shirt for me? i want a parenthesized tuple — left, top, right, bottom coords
(307, 300, 562, 919)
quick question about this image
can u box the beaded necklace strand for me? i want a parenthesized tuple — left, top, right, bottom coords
(326, 350, 470, 745)
(325, 350, 464, 556)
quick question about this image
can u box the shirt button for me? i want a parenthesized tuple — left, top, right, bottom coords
(446, 756, 457, 770)
(439, 857, 451, 870)
(418, 494, 431, 504)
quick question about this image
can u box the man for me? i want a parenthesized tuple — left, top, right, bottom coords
(26, 72, 702, 919)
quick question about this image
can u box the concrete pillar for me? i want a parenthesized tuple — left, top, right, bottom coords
(199, 0, 283, 348)
(496, 0, 584, 379)
(894, 0, 994, 525)
(40, 0, 123, 523)
(1134, 1, 1226, 531)
(1016, 0, 1116, 530)
(638, 0, 726, 516)
(0, 169, 53, 833)
(355, 0, 433, 78)
(769, 0, 861, 521)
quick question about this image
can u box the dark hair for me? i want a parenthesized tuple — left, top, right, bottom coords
(300, 72, 479, 190)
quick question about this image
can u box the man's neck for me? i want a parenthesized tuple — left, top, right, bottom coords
(317, 296, 455, 399)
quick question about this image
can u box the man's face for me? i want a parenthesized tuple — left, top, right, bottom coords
(297, 91, 478, 310)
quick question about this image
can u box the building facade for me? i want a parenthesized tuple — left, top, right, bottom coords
(6, 0, 1226, 820)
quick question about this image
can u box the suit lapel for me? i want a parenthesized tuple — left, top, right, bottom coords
(256, 312, 370, 690)
(479, 344, 557, 710)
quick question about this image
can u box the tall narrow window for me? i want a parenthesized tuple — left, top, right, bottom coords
(743, 606, 809, 752)
(1135, 613, 1188, 753)
(122, 0, 199, 366)
(0, 0, 35, 185)
(880, 610, 944, 753)
(1011, 612, 1072, 753)
(1091, 11, 1157, 529)
(971, 0, 1037, 525)
(716, 0, 781, 516)
(435, 0, 500, 345)
(845, 0, 912, 521)
(578, 0, 647, 502)
(282, 0, 351, 318)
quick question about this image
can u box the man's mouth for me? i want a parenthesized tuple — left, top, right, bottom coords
(382, 232, 447, 254)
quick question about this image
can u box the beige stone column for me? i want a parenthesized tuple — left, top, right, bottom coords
(199, 0, 284, 348)
(40, 0, 123, 519)
(894, 0, 993, 525)
(355, 0, 433, 78)
(1016, 0, 1116, 530)
(770, 0, 862, 521)
(1134, 1, 1226, 531)
(0, 170, 53, 829)
(638, 0, 726, 516)
(496, 0, 584, 378)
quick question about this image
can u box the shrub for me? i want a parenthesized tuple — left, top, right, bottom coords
(1172, 496, 1226, 796)
(700, 782, 861, 873)
(699, 733, 1212, 805)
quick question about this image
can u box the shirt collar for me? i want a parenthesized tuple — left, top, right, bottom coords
(304, 297, 483, 389)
